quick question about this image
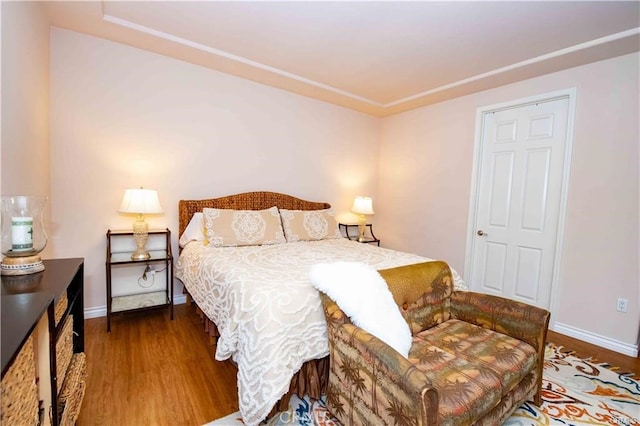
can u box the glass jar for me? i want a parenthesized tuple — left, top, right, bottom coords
(1, 196, 48, 275)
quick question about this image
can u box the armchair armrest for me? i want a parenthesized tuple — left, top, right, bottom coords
(450, 291, 550, 352)
(320, 293, 352, 327)
(320, 294, 438, 425)
(450, 291, 550, 406)
(346, 324, 438, 424)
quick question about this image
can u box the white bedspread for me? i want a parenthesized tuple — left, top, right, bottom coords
(175, 238, 465, 425)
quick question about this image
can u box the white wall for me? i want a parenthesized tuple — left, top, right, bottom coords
(19, 22, 639, 354)
(378, 53, 640, 352)
(1, 1, 52, 256)
(49, 28, 380, 311)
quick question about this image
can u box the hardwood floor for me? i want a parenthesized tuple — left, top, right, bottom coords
(78, 304, 640, 425)
(77, 304, 238, 426)
(547, 329, 640, 379)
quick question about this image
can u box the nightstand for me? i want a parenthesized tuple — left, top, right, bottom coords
(105, 228, 173, 332)
(338, 223, 380, 246)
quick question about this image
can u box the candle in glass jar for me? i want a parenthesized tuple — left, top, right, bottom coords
(11, 216, 33, 251)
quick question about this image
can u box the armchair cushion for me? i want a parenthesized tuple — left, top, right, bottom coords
(379, 261, 454, 334)
(411, 319, 538, 424)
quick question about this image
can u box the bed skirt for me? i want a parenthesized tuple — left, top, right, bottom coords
(184, 290, 329, 417)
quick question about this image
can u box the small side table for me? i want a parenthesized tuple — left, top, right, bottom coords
(338, 223, 380, 246)
(105, 229, 173, 332)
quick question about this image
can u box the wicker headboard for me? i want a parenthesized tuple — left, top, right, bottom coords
(178, 191, 331, 237)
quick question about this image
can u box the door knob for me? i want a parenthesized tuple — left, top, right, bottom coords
(477, 230, 487, 236)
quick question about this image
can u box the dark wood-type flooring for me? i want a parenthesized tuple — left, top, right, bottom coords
(77, 304, 238, 426)
(77, 304, 640, 425)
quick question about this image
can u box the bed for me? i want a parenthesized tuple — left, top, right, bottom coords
(174, 191, 465, 425)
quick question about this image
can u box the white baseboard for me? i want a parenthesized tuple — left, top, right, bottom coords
(84, 294, 187, 319)
(84, 305, 107, 319)
(552, 322, 639, 357)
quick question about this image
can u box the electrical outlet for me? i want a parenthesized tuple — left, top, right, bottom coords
(616, 298, 628, 313)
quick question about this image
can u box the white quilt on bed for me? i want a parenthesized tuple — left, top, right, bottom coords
(175, 238, 465, 426)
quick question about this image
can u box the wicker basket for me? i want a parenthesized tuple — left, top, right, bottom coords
(1, 335, 39, 425)
(57, 352, 86, 426)
(56, 317, 74, 393)
(54, 292, 68, 326)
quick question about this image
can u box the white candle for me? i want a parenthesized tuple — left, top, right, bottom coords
(11, 216, 33, 252)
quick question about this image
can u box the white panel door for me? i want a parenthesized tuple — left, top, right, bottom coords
(469, 97, 570, 309)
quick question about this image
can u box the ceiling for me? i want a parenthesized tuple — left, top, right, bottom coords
(44, 1, 640, 117)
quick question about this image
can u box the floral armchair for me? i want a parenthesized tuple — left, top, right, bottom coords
(319, 261, 550, 425)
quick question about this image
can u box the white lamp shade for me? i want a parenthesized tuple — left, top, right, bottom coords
(118, 188, 163, 214)
(351, 196, 374, 215)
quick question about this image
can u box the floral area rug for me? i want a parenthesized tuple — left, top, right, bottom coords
(208, 344, 640, 425)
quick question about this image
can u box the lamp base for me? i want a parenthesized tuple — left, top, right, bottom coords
(1, 255, 45, 276)
(130, 250, 151, 261)
(131, 216, 151, 261)
(357, 214, 367, 242)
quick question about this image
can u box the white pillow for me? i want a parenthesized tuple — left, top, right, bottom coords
(310, 262, 411, 358)
(179, 212, 205, 247)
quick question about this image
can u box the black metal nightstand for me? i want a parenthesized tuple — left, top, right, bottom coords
(338, 223, 380, 246)
(106, 228, 173, 332)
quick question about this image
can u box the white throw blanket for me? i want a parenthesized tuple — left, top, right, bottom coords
(310, 262, 412, 358)
(175, 238, 465, 425)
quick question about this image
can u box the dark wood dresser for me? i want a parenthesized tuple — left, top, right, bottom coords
(1, 258, 85, 425)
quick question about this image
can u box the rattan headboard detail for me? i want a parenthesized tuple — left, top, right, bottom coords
(178, 191, 331, 237)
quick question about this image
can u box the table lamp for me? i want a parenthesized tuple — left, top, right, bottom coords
(118, 188, 163, 260)
(1, 196, 48, 275)
(351, 196, 374, 242)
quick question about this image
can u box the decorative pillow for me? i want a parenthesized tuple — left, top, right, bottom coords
(203, 206, 286, 247)
(178, 212, 205, 248)
(279, 209, 342, 242)
(310, 262, 411, 358)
